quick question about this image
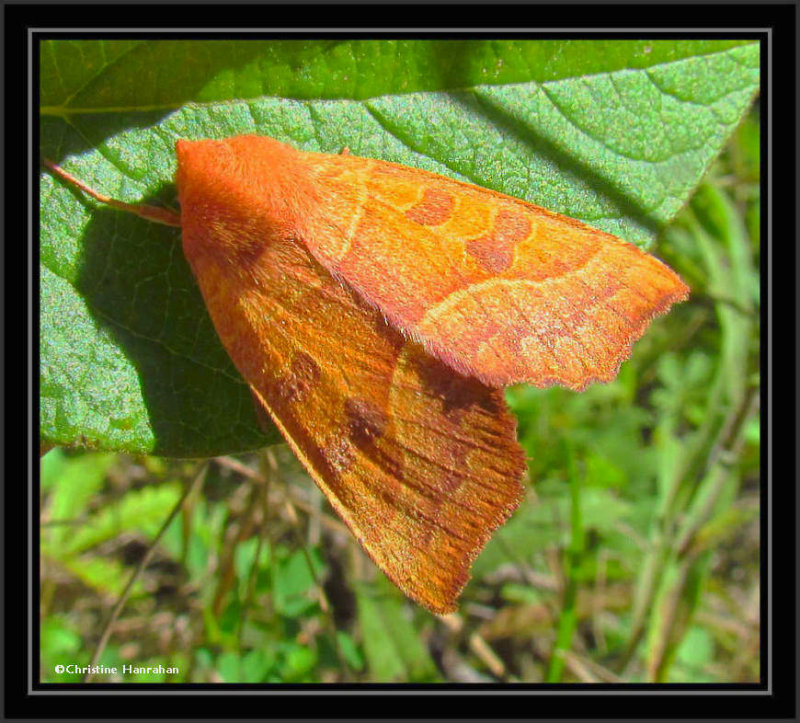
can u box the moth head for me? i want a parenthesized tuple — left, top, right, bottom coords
(175, 135, 315, 263)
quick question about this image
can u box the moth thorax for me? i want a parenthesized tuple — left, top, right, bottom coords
(176, 138, 307, 263)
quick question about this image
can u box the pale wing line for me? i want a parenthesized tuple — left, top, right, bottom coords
(419, 245, 667, 376)
(441, 197, 557, 375)
(395, 172, 599, 377)
(450, 193, 597, 378)
(554, 251, 687, 349)
(543, 249, 689, 365)
(409, 192, 589, 379)
(252, 386, 454, 572)
(410, 179, 673, 351)
(419, 269, 598, 377)
(307, 156, 371, 262)
(247, 238, 520, 530)
(343, 156, 663, 382)
(333, 161, 584, 379)
(355, 166, 517, 377)
(420, 200, 552, 378)
(337, 159, 372, 259)
(250, 276, 490, 550)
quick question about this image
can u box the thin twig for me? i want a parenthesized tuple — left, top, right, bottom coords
(238, 457, 272, 647)
(214, 454, 350, 536)
(263, 449, 350, 680)
(84, 463, 208, 682)
(44, 158, 181, 227)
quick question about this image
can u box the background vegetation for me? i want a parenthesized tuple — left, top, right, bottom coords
(40, 40, 760, 683)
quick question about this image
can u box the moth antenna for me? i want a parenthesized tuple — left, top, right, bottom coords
(43, 158, 182, 228)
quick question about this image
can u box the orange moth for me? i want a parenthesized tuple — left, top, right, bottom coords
(45, 135, 688, 613)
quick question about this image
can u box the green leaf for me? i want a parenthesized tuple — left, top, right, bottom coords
(58, 554, 137, 598)
(273, 549, 323, 617)
(56, 482, 183, 556)
(39, 39, 753, 110)
(40, 39, 759, 457)
(355, 579, 439, 682)
(41, 450, 117, 549)
(41, 449, 116, 511)
(41, 616, 82, 659)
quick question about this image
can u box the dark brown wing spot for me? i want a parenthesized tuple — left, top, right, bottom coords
(405, 187, 455, 227)
(412, 352, 501, 424)
(344, 398, 404, 481)
(269, 351, 321, 403)
(466, 208, 532, 273)
(345, 398, 388, 444)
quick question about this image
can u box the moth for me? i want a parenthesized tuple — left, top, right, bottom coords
(45, 135, 688, 613)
